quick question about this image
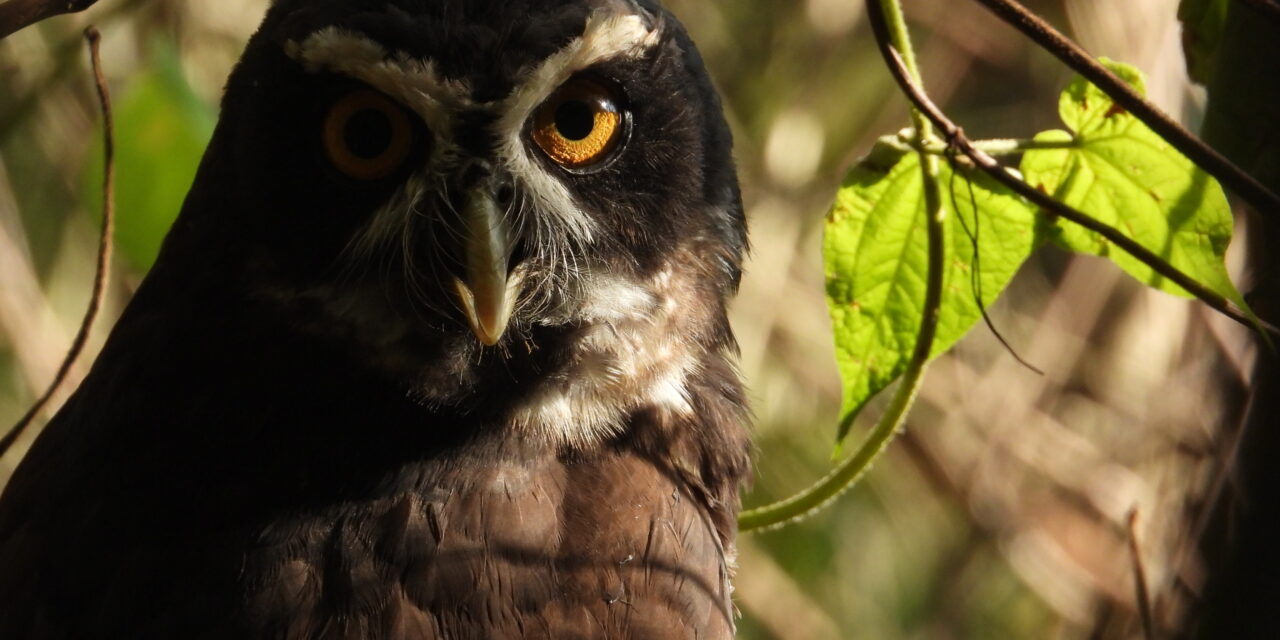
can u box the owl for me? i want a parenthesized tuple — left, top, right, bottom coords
(0, 0, 751, 638)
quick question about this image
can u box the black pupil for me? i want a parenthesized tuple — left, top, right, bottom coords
(554, 100, 596, 141)
(344, 108, 394, 159)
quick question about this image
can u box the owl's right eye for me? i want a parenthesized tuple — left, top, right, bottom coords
(322, 89, 415, 181)
(531, 77, 627, 170)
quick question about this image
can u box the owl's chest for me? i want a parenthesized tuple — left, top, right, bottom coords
(237, 451, 734, 640)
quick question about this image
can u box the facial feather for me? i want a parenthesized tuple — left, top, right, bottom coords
(269, 3, 723, 450)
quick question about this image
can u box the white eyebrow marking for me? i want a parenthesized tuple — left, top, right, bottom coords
(284, 10, 663, 294)
(281, 11, 691, 452)
(495, 10, 664, 247)
(284, 26, 472, 139)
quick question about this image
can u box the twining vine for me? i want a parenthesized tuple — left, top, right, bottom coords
(740, 0, 1276, 532)
(739, 0, 946, 533)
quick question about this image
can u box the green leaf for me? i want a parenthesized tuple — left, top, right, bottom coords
(1178, 0, 1230, 84)
(83, 40, 215, 271)
(1020, 60, 1246, 309)
(825, 143, 1039, 442)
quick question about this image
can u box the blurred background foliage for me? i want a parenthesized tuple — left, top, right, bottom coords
(0, 1, 1255, 637)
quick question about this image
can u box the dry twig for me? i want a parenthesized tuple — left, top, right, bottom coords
(0, 26, 114, 458)
(968, 0, 1280, 216)
(866, 24, 1275, 338)
(1127, 508, 1157, 640)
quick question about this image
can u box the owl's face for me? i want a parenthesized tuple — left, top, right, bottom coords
(175, 0, 744, 447)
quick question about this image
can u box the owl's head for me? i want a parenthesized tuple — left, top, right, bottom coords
(166, 0, 746, 446)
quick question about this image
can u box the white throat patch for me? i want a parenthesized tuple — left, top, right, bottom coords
(507, 262, 703, 450)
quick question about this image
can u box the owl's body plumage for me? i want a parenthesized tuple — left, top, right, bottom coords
(0, 1, 751, 638)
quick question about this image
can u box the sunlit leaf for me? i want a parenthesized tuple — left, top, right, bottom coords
(83, 40, 215, 271)
(825, 142, 1040, 442)
(1021, 60, 1246, 309)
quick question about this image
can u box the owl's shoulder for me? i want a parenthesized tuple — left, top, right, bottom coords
(232, 438, 738, 640)
(0, 312, 746, 640)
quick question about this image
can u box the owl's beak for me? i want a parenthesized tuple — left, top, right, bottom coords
(452, 176, 523, 346)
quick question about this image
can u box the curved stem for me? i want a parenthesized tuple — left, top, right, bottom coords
(0, 27, 114, 458)
(737, 329, 933, 531)
(739, 0, 944, 533)
(877, 0, 929, 139)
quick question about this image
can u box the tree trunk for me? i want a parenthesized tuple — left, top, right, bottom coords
(1192, 2, 1280, 636)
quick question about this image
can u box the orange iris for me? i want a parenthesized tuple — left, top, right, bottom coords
(322, 89, 414, 181)
(531, 78, 625, 169)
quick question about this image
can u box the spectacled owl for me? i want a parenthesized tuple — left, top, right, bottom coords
(0, 0, 752, 638)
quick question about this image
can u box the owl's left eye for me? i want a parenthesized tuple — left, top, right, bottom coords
(531, 77, 627, 170)
(323, 89, 415, 181)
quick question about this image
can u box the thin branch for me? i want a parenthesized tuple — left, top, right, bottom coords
(1127, 508, 1156, 640)
(0, 0, 100, 40)
(876, 40, 1278, 339)
(968, 0, 1280, 215)
(0, 0, 145, 144)
(739, 0, 944, 533)
(0, 26, 113, 459)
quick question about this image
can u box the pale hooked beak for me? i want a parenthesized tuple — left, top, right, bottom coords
(452, 167, 523, 346)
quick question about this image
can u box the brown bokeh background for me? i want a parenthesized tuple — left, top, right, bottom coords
(0, 1, 1253, 637)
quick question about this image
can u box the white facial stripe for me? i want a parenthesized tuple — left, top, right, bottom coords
(284, 27, 470, 140)
(495, 10, 664, 247)
(503, 11, 662, 122)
